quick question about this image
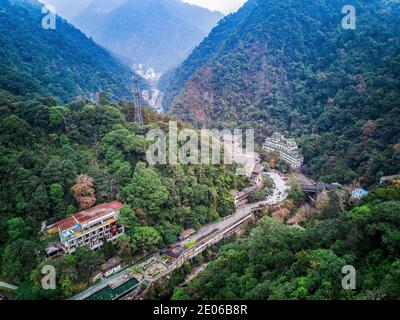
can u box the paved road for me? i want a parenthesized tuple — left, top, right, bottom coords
(264, 171, 291, 205)
(187, 204, 256, 244)
(71, 171, 291, 300)
(185, 171, 290, 244)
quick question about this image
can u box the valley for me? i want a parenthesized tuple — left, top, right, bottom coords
(70, 0, 223, 73)
(0, 0, 399, 303)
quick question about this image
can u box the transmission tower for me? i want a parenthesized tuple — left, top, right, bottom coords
(132, 77, 144, 125)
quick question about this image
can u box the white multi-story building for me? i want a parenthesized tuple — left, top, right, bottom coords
(56, 201, 125, 254)
(263, 133, 304, 168)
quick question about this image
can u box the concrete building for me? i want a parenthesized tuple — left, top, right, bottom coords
(263, 133, 304, 168)
(45, 242, 65, 259)
(231, 163, 265, 208)
(56, 201, 125, 254)
(178, 229, 196, 241)
(231, 185, 259, 208)
(101, 258, 123, 278)
(301, 182, 341, 194)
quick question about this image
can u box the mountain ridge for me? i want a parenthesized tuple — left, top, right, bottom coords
(0, 0, 147, 103)
(72, 0, 223, 72)
(160, 0, 400, 186)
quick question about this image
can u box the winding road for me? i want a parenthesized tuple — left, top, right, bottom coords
(71, 170, 290, 300)
(183, 170, 290, 245)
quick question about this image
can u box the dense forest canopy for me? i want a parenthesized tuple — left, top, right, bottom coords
(0, 0, 243, 300)
(174, 185, 400, 300)
(161, 0, 400, 186)
(0, 0, 399, 302)
(0, 0, 145, 103)
(0, 86, 248, 298)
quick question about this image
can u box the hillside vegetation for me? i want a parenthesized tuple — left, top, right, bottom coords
(0, 87, 248, 299)
(72, 0, 223, 72)
(161, 0, 400, 186)
(0, 0, 142, 103)
(173, 184, 400, 300)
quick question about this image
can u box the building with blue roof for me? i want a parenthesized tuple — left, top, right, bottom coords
(351, 188, 369, 200)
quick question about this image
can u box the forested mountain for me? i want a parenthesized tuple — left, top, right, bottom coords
(0, 1, 243, 299)
(175, 185, 400, 300)
(161, 0, 400, 186)
(1, 0, 399, 303)
(72, 0, 223, 72)
(0, 0, 143, 103)
(0, 88, 245, 298)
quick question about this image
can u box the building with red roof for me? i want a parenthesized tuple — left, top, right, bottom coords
(56, 201, 125, 254)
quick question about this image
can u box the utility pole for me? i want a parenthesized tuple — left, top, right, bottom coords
(132, 77, 144, 125)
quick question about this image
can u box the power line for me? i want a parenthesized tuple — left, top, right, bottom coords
(132, 77, 144, 125)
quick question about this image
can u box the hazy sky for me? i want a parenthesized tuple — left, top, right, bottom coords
(39, 0, 248, 18)
(182, 0, 247, 14)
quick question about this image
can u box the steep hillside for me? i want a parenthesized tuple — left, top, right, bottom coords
(0, 0, 143, 103)
(0, 87, 246, 298)
(161, 0, 400, 186)
(72, 0, 223, 72)
(38, 0, 93, 21)
(176, 185, 400, 300)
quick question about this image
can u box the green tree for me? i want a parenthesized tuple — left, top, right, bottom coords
(121, 166, 169, 220)
(171, 287, 191, 300)
(117, 205, 138, 231)
(42, 157, 77, 187)
(60, 275, 74, 298)
(74, 246, 103, 282)
(2, 239, 41, 282)
(49, 183, 65, 214)
(217, 193, 235, 217)
(7, 217, 28, 241)
(132, 226, 162, 254)
(287, 186, 306, 207)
